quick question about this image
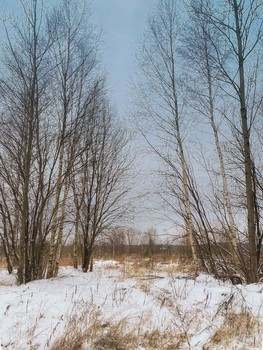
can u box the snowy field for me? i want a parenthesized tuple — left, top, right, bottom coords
(0, 259, 263, 349)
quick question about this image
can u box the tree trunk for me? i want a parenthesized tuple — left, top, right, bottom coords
(233, 0, 258, 283)
(54, 177, 70, 276)
(73, 209, 80, 269)
(179, 141, 199, 264)
(203, 37, 240, 269)
(46, 143, 64, 278)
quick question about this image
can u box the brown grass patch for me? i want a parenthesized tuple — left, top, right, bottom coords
(120, 256, 199, 278)
(204, 311, 262, 349)
(93, 321, 138, 350)
(49, 306, 102, 350)
(50, 302, 194, 350)
(59, 255, 74, 267)
(141, 329, 188, 350)
(0, 255, 7, 268)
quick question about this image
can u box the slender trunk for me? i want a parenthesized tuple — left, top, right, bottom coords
(19, 0, 39, 284)
(73, 209, 80, 269)
(188, 177, 217, 274)
(168, 26, 198, 264)
(179, 140, 198, 263)
(171, 72, 198, 263)
(233, 0, 258, 283)
(82, 211, 91, 272)
(73, 169, 86, 269)
(54, 178, 70, 276)
(83, 234, 96, 272)
(203, 36, 240, 269)
(169, 75, 198, 262)
(12, 199, 20, 265)
(19, 117, 33, 284)
(0, 213, 13, 273)
(46, 143, 64, 278)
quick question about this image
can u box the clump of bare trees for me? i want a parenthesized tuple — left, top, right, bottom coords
(135, 0, 263, 283)
(0, 0, 132, 284)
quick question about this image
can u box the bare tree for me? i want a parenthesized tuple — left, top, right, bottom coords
(135, 0, 199, 265)
(72, 101, 133, 272)
(190, 0, 263, 282)
(0, 0, 62, 283)
(46, 0, 101, 278)
(180, 0, 242, 271)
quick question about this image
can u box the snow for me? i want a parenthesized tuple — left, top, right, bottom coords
(0, 261, 263, 349)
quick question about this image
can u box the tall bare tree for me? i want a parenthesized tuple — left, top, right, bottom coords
(135, 0, 199, 264)
(181, 0, 242, 271)
(46, 0, 101, 278)
(191, 0, 263, 282)
(72, 101, 133, 272)
(0, 0, 61, 284)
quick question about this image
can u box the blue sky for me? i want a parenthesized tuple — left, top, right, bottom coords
(91, 0, 156, 115)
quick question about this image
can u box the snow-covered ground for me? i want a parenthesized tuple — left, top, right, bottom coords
(0, 260, 263, 349)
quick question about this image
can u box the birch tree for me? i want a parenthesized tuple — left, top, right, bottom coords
(191, 0, 263, 282)
(135, 0, 199, 264)
(181, 0, 242, 272)
(46, 0, 101, 278)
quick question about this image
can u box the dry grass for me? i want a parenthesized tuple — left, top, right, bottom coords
(92, 321, 138, 350)
(50, 306, 102, 350)
(50, 302, 193, 350)
(59, 255, 74, 267)
(0, 255, 7, 268)
(125, 259, 157, 275)
(141, 329, 188, 350)
(50, 310, 139, 350)
(51, 322, 189, 350)
(136, 280, 152, 294)
(118, 256, 200, 279)
(92, 324, 186, 350)
(204, 310, 262, 349)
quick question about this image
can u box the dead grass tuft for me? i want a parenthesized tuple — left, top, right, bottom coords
(50, 306, 102, 350)
(204, 310, 262, 349)
(93, 321, 138, 350)
(0, 255, 8, 268)
(50, 306, 139, 350)
(50, 301, 193, 350)
(136, 280, 151, 294)
(141, 329, 188, 350)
